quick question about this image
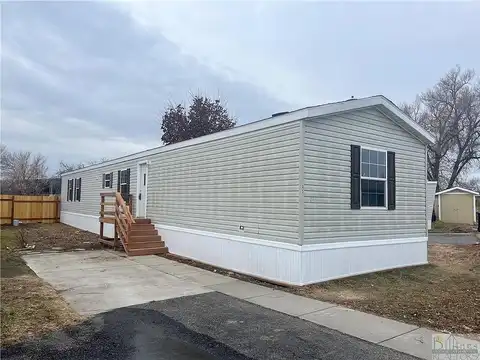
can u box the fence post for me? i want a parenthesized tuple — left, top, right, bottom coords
(10, 196, 15, 225)
(54, 198, 58, 222)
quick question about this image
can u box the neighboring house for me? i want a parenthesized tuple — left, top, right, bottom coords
(434, 187, 479, 225)
(60, 95, 434, 286)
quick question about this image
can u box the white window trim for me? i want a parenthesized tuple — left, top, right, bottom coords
(360, 146, 388, 209)
(120, 169, 129, 187)
(119, 168, 130, 197)
(67, 179, 73, 202)
(104, 173, 112, 188)
(74, 177, 81, 202)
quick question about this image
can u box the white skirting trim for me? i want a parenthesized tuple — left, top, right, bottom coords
(156, 223, 428, 286)
(60, 212, 428, 285)
(60, 211, 115, 238)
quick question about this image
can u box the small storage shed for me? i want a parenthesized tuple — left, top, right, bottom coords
(435, 187, 479, 225)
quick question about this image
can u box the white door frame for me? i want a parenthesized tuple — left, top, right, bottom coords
(136, 160, 149, 218)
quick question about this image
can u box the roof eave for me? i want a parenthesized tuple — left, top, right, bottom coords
(435, 186, 479, 196)
(60, 95, 435, 176)
(376, 97, 435, 146)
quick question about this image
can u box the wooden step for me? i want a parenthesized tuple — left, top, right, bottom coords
(131, 223, 155, 230)
(129, 235, 162, 242)
(134, 218, 151, 224)
(127, 247, 168, 256)
(129, 229, 158, 237)
(127, 240, 166, 249)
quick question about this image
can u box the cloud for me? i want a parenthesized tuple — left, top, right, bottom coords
(116, 1, 322, 106)
(1, 2, 288, 173)
(118, 1, 480, 105)
(1, 1, 479, 175)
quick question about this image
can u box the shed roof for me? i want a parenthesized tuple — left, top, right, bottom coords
(62, 95, 435, 176)
(435, 187, 479, 196)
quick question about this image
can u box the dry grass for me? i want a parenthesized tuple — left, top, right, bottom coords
(1, 276, 83, 346)
(1, 224, 90, 346)
(293, 244, 480, 334)
(165, 244, 480, 335)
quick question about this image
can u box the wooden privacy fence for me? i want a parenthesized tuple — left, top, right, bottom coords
(0, 195, 60, 225)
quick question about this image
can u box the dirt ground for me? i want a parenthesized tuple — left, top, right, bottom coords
(0, 224, 99, 346)
(164, 244, 480, 336)
(429, 220, 476, 233)
(3, 223, 103, 253)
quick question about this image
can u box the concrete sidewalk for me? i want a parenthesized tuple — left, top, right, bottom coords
(23, 251, 479, 360)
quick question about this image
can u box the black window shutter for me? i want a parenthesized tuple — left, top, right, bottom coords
(102, 174, 105, 188)
(67, 180, 70, 201)
(110, 172, 113, 188)
(351, 145, 361, 209)
(78, 178, 82, 201)
(387, 151, 396, 210)
(126, 168, 131, 195)
(117, 170, 121, 192)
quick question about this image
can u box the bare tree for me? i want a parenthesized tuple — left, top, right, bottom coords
(0, 145, 49, 195)
(56, 158, 109, 176)
(456, 176, 480, 193)
(402, 66, 480, 190)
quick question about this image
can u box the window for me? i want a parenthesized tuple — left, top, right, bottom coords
(361, 148, 386, 207)
(118, 169, 130, 201)
(74, 178, 82, 201)
(103, 172, 113, 188)
(67, 179, 73, 201)
(120, 170, 128, 194)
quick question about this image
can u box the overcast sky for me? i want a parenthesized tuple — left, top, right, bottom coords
(1, 1, 479, 173)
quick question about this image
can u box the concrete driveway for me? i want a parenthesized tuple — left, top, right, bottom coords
(428, 233, 479, 245)
(20, 250, 216, 315)
(11, 250, 477, 359)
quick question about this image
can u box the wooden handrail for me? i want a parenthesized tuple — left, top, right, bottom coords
(99, 192, 135, 253)
(114, 193, 135, 250)
(115, 193, 135, 224)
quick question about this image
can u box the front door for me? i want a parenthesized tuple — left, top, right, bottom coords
(137, 163, 148, 218)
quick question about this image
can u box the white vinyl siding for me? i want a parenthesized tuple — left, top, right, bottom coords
(61, 160, 138, 216)
(302, 108, 426, 244)
(61, 122, 301, 244)
(147, 123, 301, 244)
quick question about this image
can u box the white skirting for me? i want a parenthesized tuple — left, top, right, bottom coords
(60, 211, 428, 286)
(156, 223, 428, 286)
(60, 211, 115, 238)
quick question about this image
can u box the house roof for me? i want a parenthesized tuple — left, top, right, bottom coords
(435, 187, 479, 196)
(62, 95, 435, 176)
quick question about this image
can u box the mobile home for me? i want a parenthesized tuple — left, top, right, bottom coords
(61, 95, 435, 285)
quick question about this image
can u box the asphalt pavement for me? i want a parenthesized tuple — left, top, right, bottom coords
(1, 292, 419, 360)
